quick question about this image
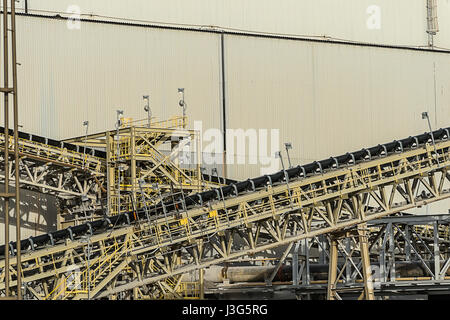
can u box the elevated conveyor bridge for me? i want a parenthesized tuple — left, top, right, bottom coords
(1, 127, 450, 299)
(0, 126, 106, 215)
(0, 119, 233, 228)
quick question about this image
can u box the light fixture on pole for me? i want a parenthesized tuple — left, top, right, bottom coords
(178, 88, 187, 128)
(276, 151, 292, 189)
(143, 95, 151, 128)
(284, 142, 293, 168)
(422, 111, 440, 167)
(82, 120, 89, 169)
(116, 110, 124, 127)
(116, 110, 124, 215)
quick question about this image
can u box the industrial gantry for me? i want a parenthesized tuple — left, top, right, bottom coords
(0, 124, 449, 300)
(1, 0, 450, 302)
(203, 213, 450, 300)
(61, 116, 226, 227)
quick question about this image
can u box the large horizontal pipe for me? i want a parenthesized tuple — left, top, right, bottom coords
(193, 261, 450, 284)
(1, 126, 449, 256)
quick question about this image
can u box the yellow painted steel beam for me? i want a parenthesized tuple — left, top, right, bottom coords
(1, 140, 449, 299)
(0, 133, 105, 174)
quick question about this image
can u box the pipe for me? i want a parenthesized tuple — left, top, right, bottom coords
(200, 262, 450, 284)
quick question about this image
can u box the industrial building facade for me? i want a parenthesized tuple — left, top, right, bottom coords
(0, 1, 449, 239)
(3, 7, 449, 178)
(0, 1, 450, 301)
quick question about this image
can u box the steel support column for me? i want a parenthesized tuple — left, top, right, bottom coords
(1, 0, 21, 299)
(199, 268, 204, 299)
(326, 238, 339, 300)
(11, 0, 21, 299)
(434, 221, 440, 280)
(358, 223, 375, 300)
(2, 0, 10, 298)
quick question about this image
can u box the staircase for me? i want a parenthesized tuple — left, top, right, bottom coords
(44, 240, 129, 300)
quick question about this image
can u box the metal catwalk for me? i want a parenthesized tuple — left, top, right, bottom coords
(0, 126, 449, 299)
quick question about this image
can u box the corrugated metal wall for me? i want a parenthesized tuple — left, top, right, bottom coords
(435, 0, 450, 48)
(12, 16, 222, 139)
(225, 35, 450, 179)
(0, 14, 449, 215)
(10, 0, 450, 48)
(3, 14, 449, 179)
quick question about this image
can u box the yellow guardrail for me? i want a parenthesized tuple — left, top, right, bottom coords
(121, 116, 187, 130)
(44, 240, 128, 300)
(5, 139, 450, 300)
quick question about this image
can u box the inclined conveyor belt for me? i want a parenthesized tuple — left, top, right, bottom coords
(0, 126, 106, 159)
(0, 127, 449, 256)
(0, 125, 235, 184)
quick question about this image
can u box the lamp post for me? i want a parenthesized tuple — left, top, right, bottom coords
(422, 111, 440, 167)
(143, 95, 151, 128)
(284, 142, 293, 168)
(178, 88, 186, 129)
(82, 121, 89, 169)
(276, 151, 294, 206)
(116, 110, 123, 215)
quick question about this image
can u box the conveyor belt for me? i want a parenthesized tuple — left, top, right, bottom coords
(0, 125, 235, 252)
(2, 127, 448, 256)
(0, 125, 105, 213)
(0, 126, 106, 159)
(1, 125, 450, 300)
(0, 125, 236, 183)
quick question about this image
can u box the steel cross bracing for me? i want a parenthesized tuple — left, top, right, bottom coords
(284, 214, 450, 299)
(105, 125, 205, 215)
(63, 117, 229, 221)
(202, 214, 450, 300)
(0, 128, 106, 215)
(1, 128, 450, 299)
(0, 119, 228, 228)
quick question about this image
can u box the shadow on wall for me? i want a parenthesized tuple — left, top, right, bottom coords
(0, 186, 57, 242)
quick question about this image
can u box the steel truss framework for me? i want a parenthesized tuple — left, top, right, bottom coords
(0, 117, 226, 229)
(0, 128, 105, 217)
(293, 214, 450, 299)
(1, 132, 449, 299)
(204, 214, 450, 300)
(326, 223, 375, 300)
(62, 116, 224, 223)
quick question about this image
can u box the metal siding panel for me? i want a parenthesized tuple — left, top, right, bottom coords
(2, 14, 449, 214)
(225, 36, 450, 181)
(5, 15, 450, 178)
(14, 15, 222, 139)
(435, 0, 450, 48)
(19, 0, 446, 48)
